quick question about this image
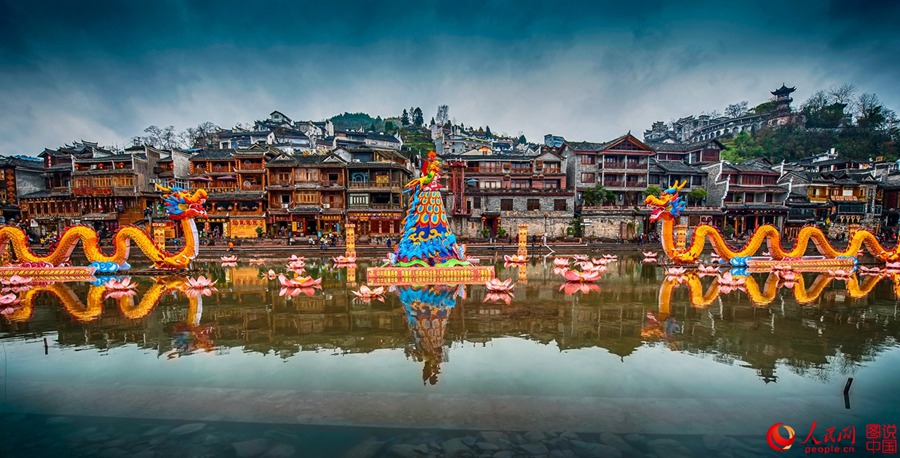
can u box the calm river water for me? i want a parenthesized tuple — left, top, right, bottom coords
(1, 256, 898, 457)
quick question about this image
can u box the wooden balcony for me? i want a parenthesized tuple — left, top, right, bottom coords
(348, 203, 402, 210)
(349, 181, 402, 191)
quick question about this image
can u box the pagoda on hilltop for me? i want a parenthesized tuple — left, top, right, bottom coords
(771, 83, 796, 113)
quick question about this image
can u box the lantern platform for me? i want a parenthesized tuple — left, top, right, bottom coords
(744, 257, 855, 272)
(0, 266, 97, 281)
(366, 266, 495, 286)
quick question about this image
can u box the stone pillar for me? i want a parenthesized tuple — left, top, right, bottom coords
(345, 223, 357, 259)
(675, 224, 688, 251)
(517, 223, 528, 257)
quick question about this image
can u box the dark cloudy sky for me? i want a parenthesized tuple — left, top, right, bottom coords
(1, 0, 898, 154)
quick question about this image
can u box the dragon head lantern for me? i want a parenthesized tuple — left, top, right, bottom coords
(156, 184, 208, 221)
(645, 180, 688, 223)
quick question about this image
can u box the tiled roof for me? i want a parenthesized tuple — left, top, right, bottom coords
(191, 149, 235, 160)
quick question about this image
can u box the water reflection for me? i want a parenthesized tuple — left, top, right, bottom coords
(399, 285, 463, 385)
(1, 259, 899, 385)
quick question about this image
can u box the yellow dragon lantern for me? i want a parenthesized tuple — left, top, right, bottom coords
(0, 185, 208, 273)
(644, 181, 899, 266)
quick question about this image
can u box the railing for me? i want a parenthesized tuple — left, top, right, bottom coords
(469, 167, 504, 174)
(348, 203, 401, 209)
(240, 185, 263, 191)
(207, 186, 237, 193)
(603, 180, 624, 187)
(320, 181, 345, 187)
(235, 164, 264, 171)
(209, 208, 264, 215)
(603, 161, 648, 170)
(349, 181, 402, 189)
(211, 165, 233, 173)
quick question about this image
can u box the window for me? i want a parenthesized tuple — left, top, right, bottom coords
(741, 175, 762, 185)
(349, 194, 368, 206)
(581, 173, 596, 183)
(278, 172, 290, 182)
(554, 199, 567, 211)
(480, 180, 501, 189)
(580, 155, 595, 165)
(280, 194, 291, 204)
(501, 199, 513, 211)
(511, 180, 530, 189)
(473, 196, 481, 209)
(527, 199, 540, 211)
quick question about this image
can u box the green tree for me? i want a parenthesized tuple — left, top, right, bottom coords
(722, 131, 764, 162)
(384, 121, 396, 133)
(517, 134, 526, 144)
(583, 185, 616, 206)
(485, 126, 492, 138)
(413, 107, 424, 127)
(643, 185, 662, 198)
(401, 109, 410, 126)
(687, 188, 708, 205)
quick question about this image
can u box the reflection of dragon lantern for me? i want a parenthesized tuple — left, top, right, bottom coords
(0, 185, 207, 272)
(645, 181, 899, 265)
(656, 271, 888, 314)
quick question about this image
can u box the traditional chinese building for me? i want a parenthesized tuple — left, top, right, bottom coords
(188, 146, 271, 238)
(563, 133, 655, 239)
(703, 158, 788, 236)
(444, 147, 572, 238)
(333, 147, 412, 238)
(265, 152, 348, 237)
(0, 155, 45, 224)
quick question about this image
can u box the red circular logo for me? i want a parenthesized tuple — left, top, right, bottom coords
(767, 422, 796, 452)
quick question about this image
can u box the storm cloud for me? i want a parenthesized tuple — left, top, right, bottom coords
(1, 0, 898, 154)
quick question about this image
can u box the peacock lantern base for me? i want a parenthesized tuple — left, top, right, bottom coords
(366, 152, 494, 285)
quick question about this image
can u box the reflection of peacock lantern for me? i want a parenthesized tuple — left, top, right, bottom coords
(400, 285, 462, 385)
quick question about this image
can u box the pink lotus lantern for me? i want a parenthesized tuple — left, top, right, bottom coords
(220, 255, 238, 263)
(665, 267, 687, 278)
(778, 269, 799, 288)
(559, 282, 601, 295)
(279, 287, 318, 297)
(183, 276, 218, 298)
(503, 254, 526, 264)
(277, 274, 322, 289)
(466, 256, 481, 264)
(642, 251, 658, 258)
(697, 264, 719, 275)
(0, 292, 21, 316)
(602, 254, 618, 261)
(591, 257, 609, 266)
(352, 285, 386, 302)
(248, 259, 266, 265)
(483, 292, 514, 305)
(717, 272, 746, 293)
(485, 278, 515, 293)
(266, 269, 278, 280)
(886, 261, 900, 272)
(561, 268, 602, 283)
(0, 275, 33, 287)
(827, 269, 853, 279)
(103, 277, 136, 291)
(858, 266, 884, 276)
(573, 255, 588, 262)
(332, 255, 356, 265)
(553, 257, 570, 267)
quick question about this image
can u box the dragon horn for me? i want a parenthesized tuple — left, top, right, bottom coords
(155, 183, 172, 193)
(674, 180, 687, 191)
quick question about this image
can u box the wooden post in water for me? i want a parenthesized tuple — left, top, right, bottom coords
(517, 223, 528, 257)
(345, 223, 356, 259)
